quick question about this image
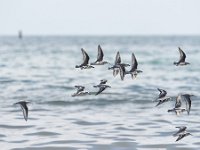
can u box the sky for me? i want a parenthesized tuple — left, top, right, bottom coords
(0, 0, 200, 35)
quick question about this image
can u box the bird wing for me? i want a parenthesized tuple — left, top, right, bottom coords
(173, 126, 187, 136)
(96, 86, 106, 95)
(175, 95, 182, 108)
(176, 134, 185, 141)
(81, 48, 90, 66)
(178, 47, 186, 63)
(20, 102, 28, 121)
(119, 64, 126, 80)
(157, 88, 167, 98)
(115, 51, 121, 65)
(130, 53, 138, 72)
(113, 68, 119, 77)
(182, 94, 192, 115)
(96, 45, 104, 62)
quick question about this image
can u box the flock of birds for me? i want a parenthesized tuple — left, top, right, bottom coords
(14, 45, 193, 142)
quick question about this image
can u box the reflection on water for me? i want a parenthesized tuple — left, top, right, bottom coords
(0, 36, 200, 150)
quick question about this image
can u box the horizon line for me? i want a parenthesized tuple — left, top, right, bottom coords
(1, 34, 200, 37)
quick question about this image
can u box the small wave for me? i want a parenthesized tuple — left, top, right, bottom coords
(24, 131, 61, 136)
(73, 120, 108, 126)
(0, 124, 34, 129)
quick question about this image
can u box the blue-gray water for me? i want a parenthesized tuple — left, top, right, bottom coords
(0, 36, 200, 150)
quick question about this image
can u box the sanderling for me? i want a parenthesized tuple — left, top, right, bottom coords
(91, 45, 108, 65)
(75, 48, 94, 69)
(14, 101, 30, 121)
(174, 47, 190, 66)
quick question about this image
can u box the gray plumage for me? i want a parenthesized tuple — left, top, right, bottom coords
(91, 45, 108, 65)
(175, 132, 192, 142)
(175, 94, 192, 115)
(174, 47, 190, 66)
(168, 107, 186, 116)
(126, 53, 143, 78)
(108, 51, 130, 77)
(100, 79, 107, 85)
(75, 48, 94, 69)
(173, 126, 187, 137)
(72, 85, 90, 97)
(94, 84, 111, 95)
(157, 88, 167, 99)
(74, 85, 85, 94)
(14, 101, 30, 121)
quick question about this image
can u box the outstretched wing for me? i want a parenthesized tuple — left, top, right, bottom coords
(20, 102, 28, 121)
(119, 64, 126, 80)
(178, 47, 186, 63)
(175, 94, 182, 108)
(182, 94, 192, 115)
(176, 134, 185, 141)
(81, 48, 90, 66)
(113, 68, 119, 77)
(95, 86, 106, 95)
(115, 51, 121, 65)
(96, 45, 104, 62)
(157, 88, 167, 98)
(130, 53, 138, 72)
(173, 126, 187, 136)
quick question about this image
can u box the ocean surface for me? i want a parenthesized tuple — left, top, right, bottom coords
(0, 36, 200, 150)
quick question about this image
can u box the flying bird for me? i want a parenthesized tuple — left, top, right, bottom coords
(91, 45, 108, 65)
(75, 48, 94, 69)
(74, 85, 85, 94)
(14, 101, 30, 121)
(108, 51, 130, 77)
(110, 52, 142, 80)
(157, 88, 167, 99)
(126, 53, 143, 79)
(72, 85, 89, 97)
(175, 94, 192, 115)
(94, 80, 111, 95)
(174, 47, 190, 66)
(172, 126, 192, 142)
(94, 84, 111, 95)
(175, 131, 192, 142)
(173, 126, 187, 137)
(154, 88, 171, 106)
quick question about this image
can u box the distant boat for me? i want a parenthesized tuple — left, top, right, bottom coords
(18, 30, 23, 39)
